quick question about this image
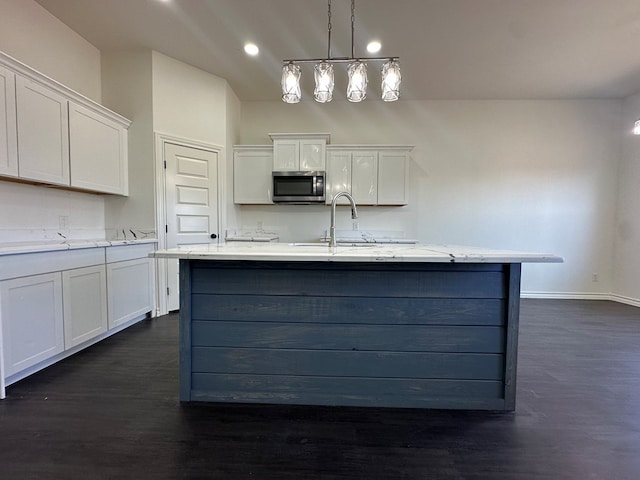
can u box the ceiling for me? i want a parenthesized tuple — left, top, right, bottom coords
(34, 0, 640, 102)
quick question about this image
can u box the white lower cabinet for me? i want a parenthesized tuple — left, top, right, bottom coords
(0, 273, 64, 377)
(1, 242, 156, 389)
(107, 258, 154, 329)
(62, 265, 108, 348)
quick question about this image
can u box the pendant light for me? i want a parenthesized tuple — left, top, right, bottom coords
(281, 0, 401, 103)
(281, 62, 301, 104)
(347, 61, 367, 102)
(314, 61, 334, 103)
(381, 59, 401, 102)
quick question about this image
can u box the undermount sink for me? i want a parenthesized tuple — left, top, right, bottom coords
(289, 242, 377, 247)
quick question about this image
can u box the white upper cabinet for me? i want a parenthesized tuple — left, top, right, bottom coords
(0, 65, 17, 178)
(270, 133, 329, 172)
(326, 149, 352, 205)
(326, 146, 412, 206)
(351, 150, 379, 205)
(16, 74, 70, 186)
(378, 150, 410, 205)
(233, 146, 274, 204)
(0, 51, 131, 194)
(69, 102, 128, 195)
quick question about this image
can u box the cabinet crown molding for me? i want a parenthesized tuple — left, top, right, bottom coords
(0, 50, 131, 128)
(269, 133, 331, 143)
(327, 144, 414, 151)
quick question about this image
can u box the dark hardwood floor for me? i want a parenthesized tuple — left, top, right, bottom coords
(1, 299, 639, 479)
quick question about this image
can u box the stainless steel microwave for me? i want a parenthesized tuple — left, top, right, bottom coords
(272, 171, 326, 204)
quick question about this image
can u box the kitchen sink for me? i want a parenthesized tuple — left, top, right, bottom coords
(289, 242, 377, 247)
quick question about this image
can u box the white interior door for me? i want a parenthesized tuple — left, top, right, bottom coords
(164, 142, 219, 311)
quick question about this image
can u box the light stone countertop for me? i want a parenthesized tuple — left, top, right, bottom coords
(0, 238, 157, 256)
(150, 242, 563, 264)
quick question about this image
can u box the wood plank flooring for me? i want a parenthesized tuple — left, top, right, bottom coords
(0, 299, 639, 479)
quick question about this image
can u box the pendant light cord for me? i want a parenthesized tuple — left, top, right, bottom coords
(327, 0, 332, 59)
(351, 0, 356, 59)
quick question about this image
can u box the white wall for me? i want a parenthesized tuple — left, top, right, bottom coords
(0, 182, 105, 242)
(613, 93, 640, 303)
(0, 0, 106, 243)
(151, 51, 227, 147)
(0, 0, 101, 102)
(238, 99, 623, 296)
(225, 84, 242, 233)
(151, 51, 233, 240)
(101, 50, 155, 239)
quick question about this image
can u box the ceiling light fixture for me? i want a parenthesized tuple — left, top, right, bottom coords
(367, 41, 382, 54)
(634, 120, 640, 135)
(281, 0, 401, 103)
(244, 43, 259, 56)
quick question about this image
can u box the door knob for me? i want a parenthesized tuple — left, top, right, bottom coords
(210, 233, 217, 239)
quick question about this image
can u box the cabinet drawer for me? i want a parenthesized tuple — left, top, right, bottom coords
(0, 247, 106, 281)
(105, 243, 155, 263)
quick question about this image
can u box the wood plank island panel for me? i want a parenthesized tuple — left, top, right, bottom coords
(178, 259, 523, 411)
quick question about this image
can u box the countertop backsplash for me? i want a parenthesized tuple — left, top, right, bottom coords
(0, 227, 156, 245)
(105, 228, 157, 242)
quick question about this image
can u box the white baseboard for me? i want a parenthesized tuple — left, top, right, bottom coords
(521, 291, 640, 307)
(608, 294, 640, 308)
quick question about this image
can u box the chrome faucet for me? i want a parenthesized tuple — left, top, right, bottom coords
(330, 191, 359, 247)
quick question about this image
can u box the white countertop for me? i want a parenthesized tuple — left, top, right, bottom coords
(0, 238, 157, 256)
(150, 242, 563, 264)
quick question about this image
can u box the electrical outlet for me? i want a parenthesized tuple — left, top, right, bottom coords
(59, 215, 69, 229)
(592, 273, 598, 282)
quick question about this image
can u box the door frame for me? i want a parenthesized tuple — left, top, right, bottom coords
(154, 132, 226, 316)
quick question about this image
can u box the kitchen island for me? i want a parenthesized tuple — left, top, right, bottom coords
(151, 243, 561, 411)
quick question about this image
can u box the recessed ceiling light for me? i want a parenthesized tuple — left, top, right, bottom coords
(244, 43, 259, 56)
(367, 41, 382, 54)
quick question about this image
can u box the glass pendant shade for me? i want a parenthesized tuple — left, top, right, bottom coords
(313, 62, 334, 103)
(347, 61, 368, 102)
(381, 59, 401, 102)
(281, 63, 301, 104)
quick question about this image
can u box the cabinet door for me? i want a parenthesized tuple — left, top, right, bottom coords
(378, 150, 409, 205)
(1, 273, 64, 377)
(69, 103, 128, 195)
(107, 258, 153, 329)
(272, 139, 299, 171)
(234, 148, 274, 204)
(299, 139, 326, 171)
(0, 65, 18, 178)
(62, 265, 108, 348)
(351, 151, 378, 205)
(326, 150, 352, 205)
(16, 75, 69, 185)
